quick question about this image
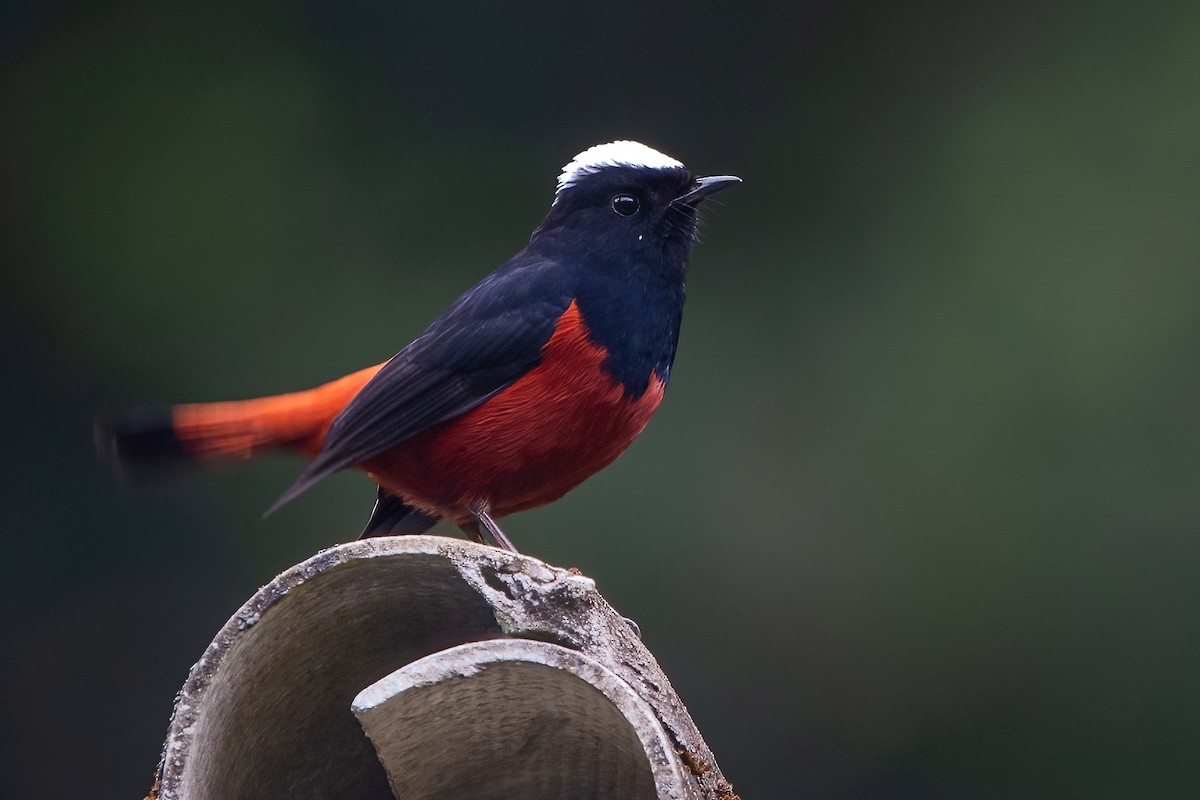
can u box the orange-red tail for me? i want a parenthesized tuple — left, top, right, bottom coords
(97, 364, 383, 475)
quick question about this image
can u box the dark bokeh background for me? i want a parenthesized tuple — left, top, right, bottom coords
(3, 2, 1199, 797)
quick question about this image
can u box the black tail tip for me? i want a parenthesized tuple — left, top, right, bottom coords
(94, 408, 186, 481)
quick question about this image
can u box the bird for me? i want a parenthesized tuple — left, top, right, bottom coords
(98, 141, 740, 552)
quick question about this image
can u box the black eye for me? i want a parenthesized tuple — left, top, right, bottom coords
(611, 194, 640, 217)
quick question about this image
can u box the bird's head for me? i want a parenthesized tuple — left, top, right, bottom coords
(531, 141, 740, 265)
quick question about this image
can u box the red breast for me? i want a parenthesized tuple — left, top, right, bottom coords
(363, 301, 665, 523)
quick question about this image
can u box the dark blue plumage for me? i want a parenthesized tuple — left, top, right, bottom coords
(527, 164, 698, 395)
(271, 151, 728, 515)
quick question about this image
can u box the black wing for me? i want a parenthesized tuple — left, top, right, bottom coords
(267, 256, 573, 513)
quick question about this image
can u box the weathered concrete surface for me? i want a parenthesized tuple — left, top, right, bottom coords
(148, 536, 738, 800)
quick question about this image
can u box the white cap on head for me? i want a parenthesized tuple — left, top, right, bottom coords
(557, 141, 685, 195)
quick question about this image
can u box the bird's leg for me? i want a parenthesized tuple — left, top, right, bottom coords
(459, 520, 487, 545)
(462, 501, 519, 553)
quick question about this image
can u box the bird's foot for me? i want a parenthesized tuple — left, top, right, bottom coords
(461, 502, 519, 553)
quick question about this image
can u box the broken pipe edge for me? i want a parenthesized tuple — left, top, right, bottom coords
(149, 536, 739, 800)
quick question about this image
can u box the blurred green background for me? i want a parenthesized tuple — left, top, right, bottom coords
(2, 1, 1199, 797)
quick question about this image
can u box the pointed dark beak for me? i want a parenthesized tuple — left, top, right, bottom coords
(673, 174, 742, 206)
